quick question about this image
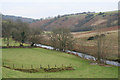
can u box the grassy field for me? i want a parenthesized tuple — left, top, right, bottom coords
(2, 48, 118, 78)
(1, 38, 30, 46)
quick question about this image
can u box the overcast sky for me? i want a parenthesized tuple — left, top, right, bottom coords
(1, 0, 119, 19)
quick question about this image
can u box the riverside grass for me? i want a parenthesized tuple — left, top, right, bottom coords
(2, 48, 118, 78)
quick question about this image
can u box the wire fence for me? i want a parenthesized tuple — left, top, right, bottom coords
(2, 62, 72, 69)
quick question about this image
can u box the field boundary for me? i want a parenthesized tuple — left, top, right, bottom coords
(2, 62, 74, 73)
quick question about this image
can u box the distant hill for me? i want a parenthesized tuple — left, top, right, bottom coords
(29, 10, 118, 32)
(2, 11, 118, 32)
(2, 15, 40, 23)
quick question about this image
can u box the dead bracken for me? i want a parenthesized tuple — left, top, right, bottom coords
(3, 65, 74, 73)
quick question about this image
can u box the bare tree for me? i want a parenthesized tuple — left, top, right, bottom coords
(2, 20, 14, 46)
(28, 27, 43, 46)
(49, 28, 74, 51)
(94, 25, 113, 63)
(12, 19, 29, 46)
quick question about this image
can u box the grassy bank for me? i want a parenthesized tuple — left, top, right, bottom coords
(2, 48, 118, 78)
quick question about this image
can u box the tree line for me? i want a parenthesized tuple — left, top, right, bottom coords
(2, 19, 43, 47)
(2, 19, 74, 52)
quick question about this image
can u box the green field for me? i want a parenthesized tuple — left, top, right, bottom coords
(2, 48, 118, 78)
(1, 38, 30, 46)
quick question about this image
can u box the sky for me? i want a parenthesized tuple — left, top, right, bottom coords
(1, 0, 119, 19)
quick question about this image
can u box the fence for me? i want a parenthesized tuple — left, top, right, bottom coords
(2, 62, 72, 69)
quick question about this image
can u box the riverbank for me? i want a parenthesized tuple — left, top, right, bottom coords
(35, 44, 120, 66)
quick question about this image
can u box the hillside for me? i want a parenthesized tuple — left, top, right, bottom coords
(2, 15, 40, 23)
(29, 11, 118, 32)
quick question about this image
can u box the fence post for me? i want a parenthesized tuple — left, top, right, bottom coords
(55, 64, 56, 67)
(48, 64, 50, 69)
(3, 62, 4, 66)
(40, 64, 42, 69)
(31, 65, 33, 69)
(13, 64, 14, 69)
(62, 64, 63, 67)
(22, 64, 23, 69)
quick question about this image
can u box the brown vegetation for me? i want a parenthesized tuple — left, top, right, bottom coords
(29, 11, 118, 32)
(3, 65, 74, 73)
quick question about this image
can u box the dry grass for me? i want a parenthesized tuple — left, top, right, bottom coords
(38, 27, 119, 60)
(72, 29, 118, 60)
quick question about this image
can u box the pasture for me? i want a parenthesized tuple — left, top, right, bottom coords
(2, 48, 118, 78)
(1, 38, 30, 46)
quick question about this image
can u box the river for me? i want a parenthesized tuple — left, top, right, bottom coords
(35, 44, 120, 66)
